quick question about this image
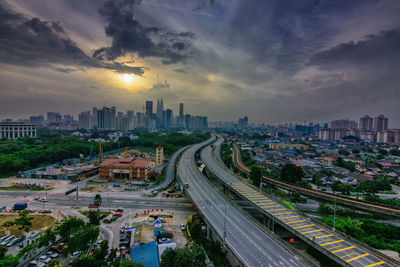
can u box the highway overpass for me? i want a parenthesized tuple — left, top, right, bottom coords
(200, 135, 397, 267)
(177, 136, 308, 267)
(232, 142, 400, 218)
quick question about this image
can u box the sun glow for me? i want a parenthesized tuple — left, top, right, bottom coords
(120, 73, 135, 84)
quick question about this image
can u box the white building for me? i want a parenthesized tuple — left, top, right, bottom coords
(0, 122, 37, 139)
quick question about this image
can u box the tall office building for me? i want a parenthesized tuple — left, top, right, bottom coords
(165, 109, 173, 128)
(359, 115, 373, 131)
(92, 107, 98, 128)
(127, 110, 135, 130)
(78, 111, 91, 130)
(111, 106, 116, 129)
(146, 101, 153, 116)
(179, 103, 184, 117)
(156, 99, 164, 119)
(47, 112, 61, 122)
(97, 106, 113, 130)
(374, 115, 388, 132)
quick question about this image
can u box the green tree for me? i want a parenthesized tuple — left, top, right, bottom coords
(0, 255, 19, 267)
(94, 194, 102, 207)
(280, 164, 304, 184)
(56, 217, 85, 239)
(119, 259, 143, 267)
(339, 149, 350, 156)
(88, 210, 100, 225)
(0, 246, 7, 260)
(160, 249, 177, 267)
(65, 225, 99, 255)
(249, 165, 264, 186)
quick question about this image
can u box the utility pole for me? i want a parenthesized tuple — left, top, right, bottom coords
(333, 191, 337, 230)
(223, 199, 227, 244)
(108, 191, 110, 213)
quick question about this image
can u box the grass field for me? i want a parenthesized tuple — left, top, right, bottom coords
(0, 214, 56, 237)
(80, 210, 111, 218)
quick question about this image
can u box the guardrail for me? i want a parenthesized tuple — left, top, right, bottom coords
(232, 142, 400, 217)
(228, 141, 400, 266)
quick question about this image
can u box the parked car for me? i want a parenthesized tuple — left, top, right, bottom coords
(46, 251, 59, 258)
(51, 244, 64, 253)
(114, 208, 124, 212)
(0, 236, 15, 246)
(113, 213, 123, 217)
(39, 255, 51, 264)
(180, 224, 186, 231)
(7, 237, 22, 247)
(99, 214, 107, 219)
(39, 197, 48, 202)
(0, 235, 10, 243)
(72, 251, 82, 259)
(29, 261, 45, 267)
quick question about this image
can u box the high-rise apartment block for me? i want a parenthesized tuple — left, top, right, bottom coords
(359, 115, 373, 131)
(374, 115, 388, 132)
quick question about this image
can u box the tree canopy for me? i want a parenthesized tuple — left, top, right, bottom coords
(280, 164, 304, 184)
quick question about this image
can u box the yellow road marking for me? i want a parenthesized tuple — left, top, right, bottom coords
(340, 252, 355, 259)
(302, 229, 324, 234)
(329, 245, 342, 250)
(293, 224, 314, 229)
(364, 261, 385, 267)
(266, 208, 285, 212)
(286, 219, 307, 224)
(346, 253, 369, 263)
(261, 204, 280, 208)
(320, 240, 344, 246)
(279, 215, 299, 219)
(313, 234, 333, 239)
(273, 211, 292, 215)
(331, 246, 355, 254)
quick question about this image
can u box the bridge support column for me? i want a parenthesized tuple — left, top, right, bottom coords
(206, 224, 211, 241)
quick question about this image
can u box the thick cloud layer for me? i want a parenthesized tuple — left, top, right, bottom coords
(93, 0, 194, 64)
(0, 1, 144, 75)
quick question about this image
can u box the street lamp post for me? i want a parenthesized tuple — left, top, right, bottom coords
(333, 191, 337, 230)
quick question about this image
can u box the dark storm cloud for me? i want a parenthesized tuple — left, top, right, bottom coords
(93, 0, 194, 64)
(308, 28, 400, 67)
(174, 68, 186, 74)
(0, 1, 144, 75)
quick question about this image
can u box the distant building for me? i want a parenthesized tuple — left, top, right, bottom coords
(99, 158, 154, 180)
(330, 119, 356, 130)
(0, 122, 37, 139)
(146, 101, 153, 116)
(359, 115, 373, 131)
(29, 115, 45, 127)
(155, 146, 164, 165)
(374, 115, 388, 132)
(78, 111, 91, 130)
(268, 143, 308, 150)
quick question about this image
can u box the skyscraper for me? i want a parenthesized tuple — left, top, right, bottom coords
(78, 111, 91, 130)
(179, 103, 184, 117)
(359, 115, 373, 131)
(165, 109, 173, 128)
(92, 107, 98, 128)
(146, 101, 153, 116)
(127, 110, 134, 130)
(374, 115, 388, 132)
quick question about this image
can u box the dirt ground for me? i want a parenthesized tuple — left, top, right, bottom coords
(0, 214, 56, 237)
(0, 178, 70, 192)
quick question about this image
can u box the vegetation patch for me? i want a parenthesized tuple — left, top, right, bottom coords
(0, 214, 55, 237)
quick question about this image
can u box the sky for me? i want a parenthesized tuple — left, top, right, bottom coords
(0, 0, 399, 126)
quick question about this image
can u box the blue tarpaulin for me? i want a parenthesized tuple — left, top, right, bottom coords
(131, 241, 159, 267)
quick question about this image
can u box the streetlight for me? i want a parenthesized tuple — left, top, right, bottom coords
(223, 199, 227, 244)
(333, 191, 337, 231)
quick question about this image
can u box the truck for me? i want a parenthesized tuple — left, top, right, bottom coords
(13, 203, 27, 210)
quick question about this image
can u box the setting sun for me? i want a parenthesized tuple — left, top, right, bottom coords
(120, 73, 135, 84)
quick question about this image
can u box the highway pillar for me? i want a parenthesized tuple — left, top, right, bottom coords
(206, 224, 211, 241)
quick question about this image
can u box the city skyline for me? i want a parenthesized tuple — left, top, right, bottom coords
(0, 0, 399, 126)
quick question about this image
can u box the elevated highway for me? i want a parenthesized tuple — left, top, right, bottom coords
(232, 142, 400, 218)
(177, 136, 307, 267)
(200, 136, 397, 267)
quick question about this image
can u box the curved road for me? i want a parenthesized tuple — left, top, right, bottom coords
(178, 136, 306, 267)
(206, 136, 394, 267)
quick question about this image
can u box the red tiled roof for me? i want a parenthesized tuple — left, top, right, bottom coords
(133, 160, 152, 168)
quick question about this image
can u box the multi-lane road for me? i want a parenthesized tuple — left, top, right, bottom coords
(177, 136, 307, 267)
(203, 135, 395, 267)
